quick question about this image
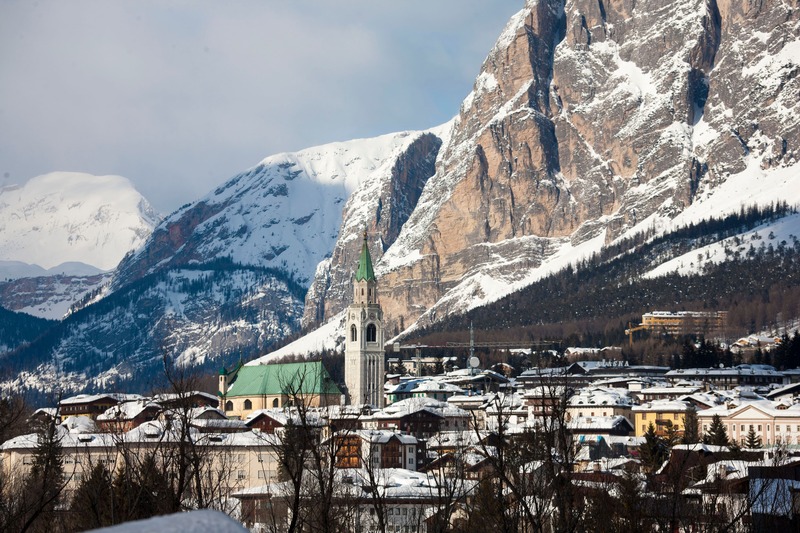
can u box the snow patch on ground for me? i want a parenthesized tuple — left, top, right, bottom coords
(87, 509, 247, 533)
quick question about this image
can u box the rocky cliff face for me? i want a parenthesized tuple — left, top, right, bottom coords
(301, 132, 442, 329)
(0, 273, 110, 320)
(365, 0, 799, 334)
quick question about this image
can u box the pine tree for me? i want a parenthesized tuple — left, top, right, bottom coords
(745, 426, 762, 449)
(21, 419, 66, 532)
(682, 406, 700, 444)
(703, 414, 729, 446)
(69, 462, 114, 530)
(663, 419, 681, 447)
(639, 423, 666, 473)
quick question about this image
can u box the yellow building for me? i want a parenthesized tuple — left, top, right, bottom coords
(631, 400, 692, 437)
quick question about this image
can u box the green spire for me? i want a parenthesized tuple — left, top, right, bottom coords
(355, 231, 376, 281)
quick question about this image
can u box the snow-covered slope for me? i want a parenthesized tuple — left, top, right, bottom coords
(114, 131, 432, 289)
(0, 172, 160, 273)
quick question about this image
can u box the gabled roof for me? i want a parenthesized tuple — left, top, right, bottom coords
(354, 232, 375, 282)
(226, 361, 341, 397)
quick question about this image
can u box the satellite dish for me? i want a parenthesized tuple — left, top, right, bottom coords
(469, 357, 480, 368)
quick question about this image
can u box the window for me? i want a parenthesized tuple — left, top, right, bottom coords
(258, 471, 267, 479)
(273, 398, 279, 408)
(351, 325, 357, 342)
(225, 401, 233, 411)
(758, 425, 762, 431)
(366, 323, 377, 343)
(244, 399, 252, 410)
(741, 425, 745, 432)
(237, 470, 247, 480)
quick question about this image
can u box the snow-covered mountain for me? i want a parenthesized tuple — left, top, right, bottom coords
(1, 133, 441, 393)
(0, 172, 160, 320)
(112, 132, 436, 290)
(366, 0, 800, 334)
(5, 0, 799, 391)
(0, 172, 160, 273)
(261, 0, 800, 358)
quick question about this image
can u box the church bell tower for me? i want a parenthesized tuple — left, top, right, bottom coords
(344, 232, 384, 407)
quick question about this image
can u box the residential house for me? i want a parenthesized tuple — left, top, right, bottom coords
(565, 387, 634, 425)
(333, 430, 421, 471)
(59, 393, 143, 420)
(631, 399, 692, 437)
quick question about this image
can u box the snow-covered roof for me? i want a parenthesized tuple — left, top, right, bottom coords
(666, 365, 781, 378)
(567, 415, 632, 431)
(697, 399, 800, 419)
(567, 386, 634, 407)
(632, 399, 692, 412)
(60, 393, 144, 405)
(410, 381, 463, 394)
(62, 415, 98, 434)
(152, 391, 219, 404)
(373, 397, 468, 420)
(385, 378, 431, 395)
(97, 400, 161, 421)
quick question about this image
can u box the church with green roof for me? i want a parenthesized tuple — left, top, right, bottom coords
(219, 360, 342, 418)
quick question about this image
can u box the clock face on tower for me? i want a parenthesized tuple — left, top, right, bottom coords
(369, 313, 375, 320)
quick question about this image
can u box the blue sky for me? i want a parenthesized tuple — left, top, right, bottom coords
(0, 1, 520, 213)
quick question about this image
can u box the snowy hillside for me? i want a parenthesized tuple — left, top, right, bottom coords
(0, 172, 160, 273)
(6, 263, 304, 394)
(114, 131, 432, 289)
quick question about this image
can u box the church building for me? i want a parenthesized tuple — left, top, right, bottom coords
(344, 232, 385, 408)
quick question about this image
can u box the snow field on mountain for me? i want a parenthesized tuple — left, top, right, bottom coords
(154, 132, 426, 285)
